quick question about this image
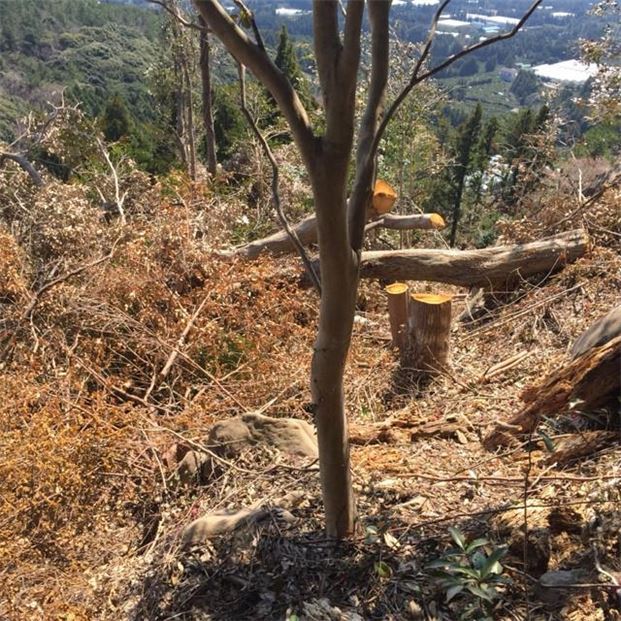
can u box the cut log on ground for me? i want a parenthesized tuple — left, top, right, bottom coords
(359, 229, 589, 287)
(226, 212, 446, 259)
(484, 334, 621, 449)
(404, 293, 452, 374)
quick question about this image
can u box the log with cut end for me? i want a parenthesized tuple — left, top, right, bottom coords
(404, 293, 452, 373)
(385, 282, 409, 350)
(359, 229, 589, 287)
(226, 212, 446, 259)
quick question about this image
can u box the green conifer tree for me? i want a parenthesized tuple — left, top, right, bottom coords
(449, 103, 482, 247)
(101, 94, 132, 142)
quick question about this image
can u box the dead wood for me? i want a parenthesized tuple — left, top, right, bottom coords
(227, 212, 445, 259)
(359, 229, 589, 286)
(484, 335, 621, 449)
(0, 151, 45, 187)
(350, 416, 467, 445)
(546, 431, 619, 467)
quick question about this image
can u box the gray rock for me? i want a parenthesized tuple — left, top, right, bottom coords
(208, 412, 318, 458)
(537, 569, 583, 605)
(177, 450, 214, 486)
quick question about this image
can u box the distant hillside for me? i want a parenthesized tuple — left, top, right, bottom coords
(0, 0, 161, 140)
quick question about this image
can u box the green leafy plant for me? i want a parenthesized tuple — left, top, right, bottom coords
(426, 527, 510, 620)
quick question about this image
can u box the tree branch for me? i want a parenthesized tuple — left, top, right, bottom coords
(193, 0, 316, 167)
(348, 0, 391, 253)
(148, 0, 205, 30)
(0, 152, 45, 187)
(237, 65, 321, 294)
(372, 0, 543, 159)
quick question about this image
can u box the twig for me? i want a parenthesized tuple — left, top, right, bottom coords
(522, 428, 534, 620)
(144, 294, 210, 402)
(237, 63, 321, 294)
(147, 0, 206, 30)
(97, 139, 128, 225)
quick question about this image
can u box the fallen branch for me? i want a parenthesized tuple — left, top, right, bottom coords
(358, 229, 589, 287)
(226, 212, 445, 259)
(143, 294, 210, 402)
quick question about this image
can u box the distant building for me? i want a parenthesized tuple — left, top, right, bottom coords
(499, 67, 518, 82)
(533, 59, 598, 83)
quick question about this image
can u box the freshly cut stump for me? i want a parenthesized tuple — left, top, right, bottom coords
(385, 282, 409, 352)
(406, 293, 452, 374)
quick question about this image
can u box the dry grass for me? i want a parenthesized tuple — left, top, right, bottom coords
(0, 148, 620, 619)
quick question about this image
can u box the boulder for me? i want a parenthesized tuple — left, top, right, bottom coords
(208, 412, 318, 458)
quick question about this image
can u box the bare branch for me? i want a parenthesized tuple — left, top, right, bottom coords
(193, 0, 315, 167)
(97, 139, 128, 225)
(348, 0, 391, 252)
(0, 152, 45, 187)
(237, 65, 321, 294)
(419, 1, 543, 82)
(373, 0, 543, 158)
(232, 0, 265, 51)
(147, 0, 205, 30)
(411, 0, 453, 80)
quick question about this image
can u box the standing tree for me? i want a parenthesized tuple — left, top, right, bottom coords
(194, 0, 542, 538)
(101, 93, 132, 142)
(199, 14, 218, 175)
(448, 103, 482, 247)
(274, 25, 312, 109)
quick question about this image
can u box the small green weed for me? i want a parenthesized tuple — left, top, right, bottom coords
(426, 527, 510, 620)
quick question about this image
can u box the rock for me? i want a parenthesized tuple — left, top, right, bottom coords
(177, 450, 216, 486)
(161, 442, 191, 470)
(182, 505, 295, 544)
(208, 412, 318, 458)
(537, 569, 583, 606)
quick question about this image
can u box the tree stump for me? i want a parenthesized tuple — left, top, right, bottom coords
(406, 293, 452, 374)
(385, 282, 409, 352)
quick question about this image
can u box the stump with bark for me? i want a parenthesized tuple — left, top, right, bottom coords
(405, 293, 453, 374)
(385, 282, 409, 351)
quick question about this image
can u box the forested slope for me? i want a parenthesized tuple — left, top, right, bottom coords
(0, 0, 160, 140)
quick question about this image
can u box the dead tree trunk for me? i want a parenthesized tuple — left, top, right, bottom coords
(359, 229, 588, 287)
(484, 335, 621, 449)
(405, 293, 452, 373)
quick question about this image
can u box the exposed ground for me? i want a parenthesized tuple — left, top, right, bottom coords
(0, 161, 620, 620)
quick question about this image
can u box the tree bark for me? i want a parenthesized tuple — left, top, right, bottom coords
(405, 293, 452, 373)
(0, 152, 45, 187)
(310, 165, 358, 538)
(199, 15, 218, 176)
(385, 282, 409, 350)
(227, 212, 444, 259)
(484, 334, 621, 449)
(359, 229, 588, 287)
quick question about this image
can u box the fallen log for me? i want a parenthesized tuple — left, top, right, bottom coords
(484, 334, 621, 449)
(359, 229, 589, 286)
(226, 212, 445, 259)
